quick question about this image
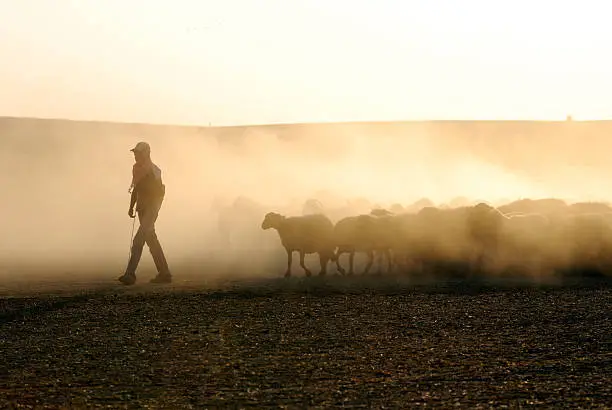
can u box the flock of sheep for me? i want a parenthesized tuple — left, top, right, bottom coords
(258, 197, 612, 279)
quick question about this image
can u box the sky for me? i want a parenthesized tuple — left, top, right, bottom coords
(1, 0, 611, 126)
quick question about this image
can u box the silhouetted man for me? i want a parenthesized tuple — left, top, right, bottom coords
(118, 142, 172, 285)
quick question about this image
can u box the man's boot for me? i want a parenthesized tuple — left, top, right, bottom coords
(118, 273, 136, 285)
(150, 273, 171, 284)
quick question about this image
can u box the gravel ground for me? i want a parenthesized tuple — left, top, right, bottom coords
(1, 275, 611, 408)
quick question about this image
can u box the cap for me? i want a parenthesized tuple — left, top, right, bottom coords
(130, 141, 151, 154)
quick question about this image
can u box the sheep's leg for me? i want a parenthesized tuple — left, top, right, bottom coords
(299, 251, 312, 277)
(375, 249, 391, 275)
(395, 249, 406, 273)
(385, 248, 393, 274)
(471, 245, 485, 277)
(318, 252, 329, 276)
(375, 250, 384, 275)
(348, 251, 355, 275)
(363, 250, 374, 274)
(284, 249, 293, 278)
(391, 249, 403, 273)
(404, 252, 419, 275)
(335, 249, 347, 275)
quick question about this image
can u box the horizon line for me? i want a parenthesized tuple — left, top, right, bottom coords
(1, 115, 610, 129)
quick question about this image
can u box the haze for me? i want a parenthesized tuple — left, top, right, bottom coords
(2, 1, 612, 283)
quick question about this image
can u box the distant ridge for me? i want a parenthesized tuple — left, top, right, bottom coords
(2, 115, 612, 130)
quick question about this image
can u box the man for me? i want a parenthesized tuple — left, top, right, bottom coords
(118, 141, 172, 285)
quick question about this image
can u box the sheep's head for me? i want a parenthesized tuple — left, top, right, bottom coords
(473, 202, 494, 213)
(302, 198, 324, 215)
(390, 203, 404, 214)
(418, 206, 440, 217)
(467, 202, 492, 219)
(469, 202, 508, 224)
(261, 212, 284, 230)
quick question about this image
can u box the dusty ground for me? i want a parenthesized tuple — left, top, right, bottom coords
(1, 273, 611, 409)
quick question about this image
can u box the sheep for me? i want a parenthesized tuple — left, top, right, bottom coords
(464, 203, 545, 275)
(398, 203, 505, 277)
(261, 212, 336, 278)
(498, 198, 568, 217)
(462, 205, 557, 277)
(333, 215, 375, 275)
(302, 198, 325, 216)
(404, 198, 435, 214)
(214, 196, 271, 252)
(568, 201, 612, 215)
(302, 198, 357, 224)
(369, 209, 399, 274)
(389, 203, 405, 214)
(385, 212, 421, 273)
(256, 195, 612, 280)
(333, 212, 395, 275)
(497, 212, 552, 277)
(552, 212, 612, 276)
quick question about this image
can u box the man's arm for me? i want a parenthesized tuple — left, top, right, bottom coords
(128, 163, 143, 217)
(128, 186, 137, 217)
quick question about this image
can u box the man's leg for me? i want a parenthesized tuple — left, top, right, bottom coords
(119, 207, 157, 284)
(146, 227, 171, 282)
(144, 201, 171, 283)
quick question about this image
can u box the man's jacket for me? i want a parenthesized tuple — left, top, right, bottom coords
(131, 161, 165, 210)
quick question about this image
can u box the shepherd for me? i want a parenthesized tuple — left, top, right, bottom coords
(118, 142, 172, 285)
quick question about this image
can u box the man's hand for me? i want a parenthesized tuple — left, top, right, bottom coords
(128, 208, 135, 218)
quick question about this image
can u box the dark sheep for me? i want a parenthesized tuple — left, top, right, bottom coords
(261, 212, 336, 278)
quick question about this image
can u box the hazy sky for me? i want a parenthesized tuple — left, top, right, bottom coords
(1, 0, 610, 125)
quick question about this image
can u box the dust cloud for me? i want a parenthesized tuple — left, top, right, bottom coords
(1, 118, 612, 281)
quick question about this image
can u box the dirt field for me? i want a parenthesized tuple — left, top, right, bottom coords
(1, 273, 611, 408)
